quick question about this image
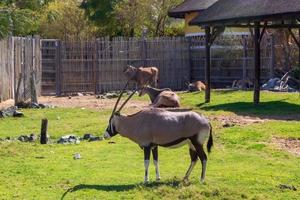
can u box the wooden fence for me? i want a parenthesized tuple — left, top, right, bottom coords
(41, 34, 295, 95)
(0, 36, 41, 102)
(42, 37, 190, 95)
(189, 33, 276, 87)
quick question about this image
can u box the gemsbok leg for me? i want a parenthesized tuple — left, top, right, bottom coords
(144, 146, 151, 183)
(183, 149, 198, 182)
(152, 146, 161, 181)
(190, 135, 208, 183)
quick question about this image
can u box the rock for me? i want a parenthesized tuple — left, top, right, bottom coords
(57, 135, 80, 144)
(18, 135, 30, 142)
(262, 78, 280, 90)
(73, 153, 81, 160)
(0, 106, 23, 118)
(96, 95, 105, 99)
(88, 136, 103, 142)
(77, 93, 84, 96)
(30, 102, 40, 109)
(83, 133, 93, 140)
(5, 136, 12, 140)
(222, 121, 235, 128)
(13, 110, 24, 117)
(105, 93, 119, 99)
(279, 184, 297, 191)
(29, 133, 37, 142)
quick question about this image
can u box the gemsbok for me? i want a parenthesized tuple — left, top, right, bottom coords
(103, 87, 213, 183)
(139, 86, 180, 108)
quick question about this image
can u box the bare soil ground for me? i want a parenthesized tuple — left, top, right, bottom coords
(210, 115, 266, 127)
(272, 137, 300, 156)
(38, 96, 149, 111)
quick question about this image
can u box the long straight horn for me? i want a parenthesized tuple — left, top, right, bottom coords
(111, 80, 129, 117)
(117, 88, 138, 112)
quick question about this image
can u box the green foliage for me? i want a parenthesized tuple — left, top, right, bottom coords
(0, 0, 53, 38)
(81, 0, 184, 37)
(0, 91, 299, 199)
(39, 0, 97, 40)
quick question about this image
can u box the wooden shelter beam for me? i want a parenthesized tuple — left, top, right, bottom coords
(258, 23, 267, 43)
(253, 22, 261, 105)
(226, 24, 300, 29)
(288, 28, 300, 48)
(205, 26, 212, 103)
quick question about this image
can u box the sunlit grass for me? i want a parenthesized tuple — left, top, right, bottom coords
(0, 91, 299, 199)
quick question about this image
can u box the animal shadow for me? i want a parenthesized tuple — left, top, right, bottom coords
(61, 179, 182, 199)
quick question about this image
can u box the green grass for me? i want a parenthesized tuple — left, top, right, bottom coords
(0, 91, 299, 199)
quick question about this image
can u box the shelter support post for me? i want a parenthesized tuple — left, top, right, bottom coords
(205, 26, 211, 103)
(253, 24, 261, 105)
(298, 29, 300, 67)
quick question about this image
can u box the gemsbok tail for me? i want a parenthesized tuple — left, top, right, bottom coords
(207, 123, 213, 153)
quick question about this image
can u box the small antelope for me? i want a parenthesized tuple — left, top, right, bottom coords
(124, 65, 159, 88)
(103, 92, 213, 183)
(188, 81, 206, 92)
(139, 86, 180, 108)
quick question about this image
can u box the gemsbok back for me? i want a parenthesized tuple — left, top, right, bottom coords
(103, 87, 213, 183)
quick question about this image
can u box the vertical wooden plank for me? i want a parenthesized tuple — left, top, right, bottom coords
(270, 34, 275, 79)
(242, 37, 248, 81)
(253, 24, 261, 105)
(205, 26, 212, 103)
(56, 40, 62, 96)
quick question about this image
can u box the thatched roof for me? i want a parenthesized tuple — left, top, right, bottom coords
(168, 0, 218, 18)
(190, 0, 300, 25)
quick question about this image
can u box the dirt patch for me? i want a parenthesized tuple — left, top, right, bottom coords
(210, 115, 265, 127)
(257, 114, 300, 121)
(272, 137, 300, 156)
(38, 96, 149, 111)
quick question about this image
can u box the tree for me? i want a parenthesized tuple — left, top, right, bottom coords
(80, 0, 123, 36)
(80, 0, 184, 37)
(114, 0, 184, 37)
(39, 0, 96, 40)
(0, 0, 53, 38)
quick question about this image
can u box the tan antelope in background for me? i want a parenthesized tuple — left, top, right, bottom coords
(124, 65, 159, 88)
(103, 88, 213, 183)
(139, 86, 180, 108)
(188, 81, 206, 92)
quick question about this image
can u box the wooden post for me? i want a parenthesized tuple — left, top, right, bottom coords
(188, 37, 193, 84)
(93, 39, 98, 94)
(205, 26, 212, 103)
(142, 28, 148, 66)
(298, 28, 300, 69)
(30, 71, 38, 103)
(14, 73, 22, 106)
(242, 37, 248, 81)
(40, 119, 48, 144)
(254, 23, 261, 105)
(270, 34, 275, 78)
(55, 40, 62, 96)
